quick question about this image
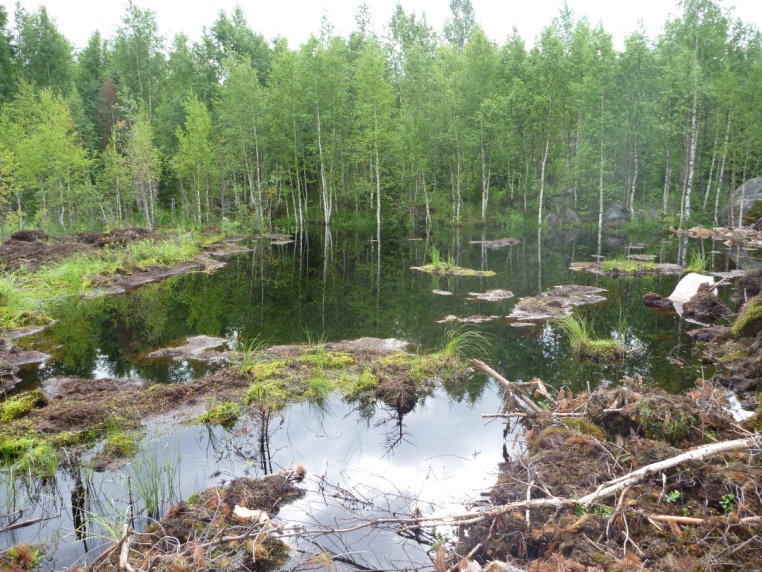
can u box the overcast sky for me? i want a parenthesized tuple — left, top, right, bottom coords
(2, 0, 761, 51)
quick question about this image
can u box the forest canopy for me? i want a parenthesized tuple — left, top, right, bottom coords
(0, 0, 760, 234)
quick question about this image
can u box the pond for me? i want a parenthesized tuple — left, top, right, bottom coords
(1, 225, 738, 570)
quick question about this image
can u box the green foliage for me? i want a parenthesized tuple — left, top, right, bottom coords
(601, 258, 655, 273)
(304, 374, 333, 404)
(664, 490, 682, 503)
(127, 445, 182, 518)
(196, 401, 241, 429)
(720, 493, 736, 514)
(557, 315, 625, 360)
(103, 432, 139, 458)
(685, 251, 708, 273)
(0, 391, 47, 422)
(440, 326, 490, 358)
(15, 442, 58, 478)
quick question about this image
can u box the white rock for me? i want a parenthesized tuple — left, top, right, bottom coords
(668, 273, 716, 305)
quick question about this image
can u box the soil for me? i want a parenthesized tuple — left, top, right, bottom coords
(469, 238, 520, 249)
(0, 227, 163, 271)
(570, 261, 683, 277)
(458, 376, 762, 571)
(683, 283, 731, 323)
(0, 338, 50, 394)
(508, 285, 607, 321)
(642, 292, 673, 309)
(468, 289, 514, 301)
(0, 337, 445, 467)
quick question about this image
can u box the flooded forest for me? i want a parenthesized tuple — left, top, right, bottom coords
(1, 0, 762, 571)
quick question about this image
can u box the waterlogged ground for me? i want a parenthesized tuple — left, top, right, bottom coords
(1, 226, 744, 570)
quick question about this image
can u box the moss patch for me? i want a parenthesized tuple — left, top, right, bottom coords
(0, 390, 47, 422)
(411, 264, 496, 277)
(732, 295, 762, 337)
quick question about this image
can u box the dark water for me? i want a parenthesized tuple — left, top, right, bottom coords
(1, 226, 738, 569)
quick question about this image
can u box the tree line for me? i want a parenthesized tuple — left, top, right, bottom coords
(0, 0, 760, 234)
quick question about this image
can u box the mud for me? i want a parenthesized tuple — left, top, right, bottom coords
(508, 285, 607, 321)
(0, 227, 165, 271)
(570, 261, 683, 277)
(0, 339, 50, 394)
(468, 289, 514, 301)
(683, 283, 731, 323)
(437, 314, 500, 324)
(459, 377, 762, 571)
(147, 335, 231, 362)
(469, 238, 520, 249)
(0, 338, 450, 468)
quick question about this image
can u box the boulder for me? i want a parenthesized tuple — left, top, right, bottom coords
(604, 201, 629, 226)
(730, 177, 762, 227)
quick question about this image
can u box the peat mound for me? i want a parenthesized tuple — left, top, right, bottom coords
(456, 375, 762, 571)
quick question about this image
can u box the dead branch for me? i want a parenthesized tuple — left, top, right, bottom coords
(473, 360, 543, 414)
(641, 513, 762, 526)
(578, 435, 762, 507)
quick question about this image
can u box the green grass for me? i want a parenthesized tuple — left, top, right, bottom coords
(685, 251, 708, 273)
(557, 315, 625, 360)
(441, 326, 491, 358)
(15, 442, 59, 479)
(0, 230, 213, 329)
(601, 258, 655, 273)
(128, 445, 182, 518)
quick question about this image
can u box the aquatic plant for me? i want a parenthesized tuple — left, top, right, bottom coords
(685, 251, 708, 273)
(557, 315, 625, 360)
(102, 432, 139, 458)
(601, 258, 655, 273)
(127, 444, 182, 518)
(441, 325, 490, 359)
(233, 336, 267, 373)
(15, 442, 59, 479)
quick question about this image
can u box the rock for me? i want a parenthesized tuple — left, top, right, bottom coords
(683, 284, 730, 323)
(668, 273, 717, 305)
(604, 201, 629, 226)
(731, 177, 762, 227)
(467, 289, 514, 301)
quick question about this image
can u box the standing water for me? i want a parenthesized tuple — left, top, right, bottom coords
(1, 226, 735, 569)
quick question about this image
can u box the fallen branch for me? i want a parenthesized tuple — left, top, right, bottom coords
(473, 360, 543, 414)
(642, 512, 762, 526)
(578, 435, 762, 507)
